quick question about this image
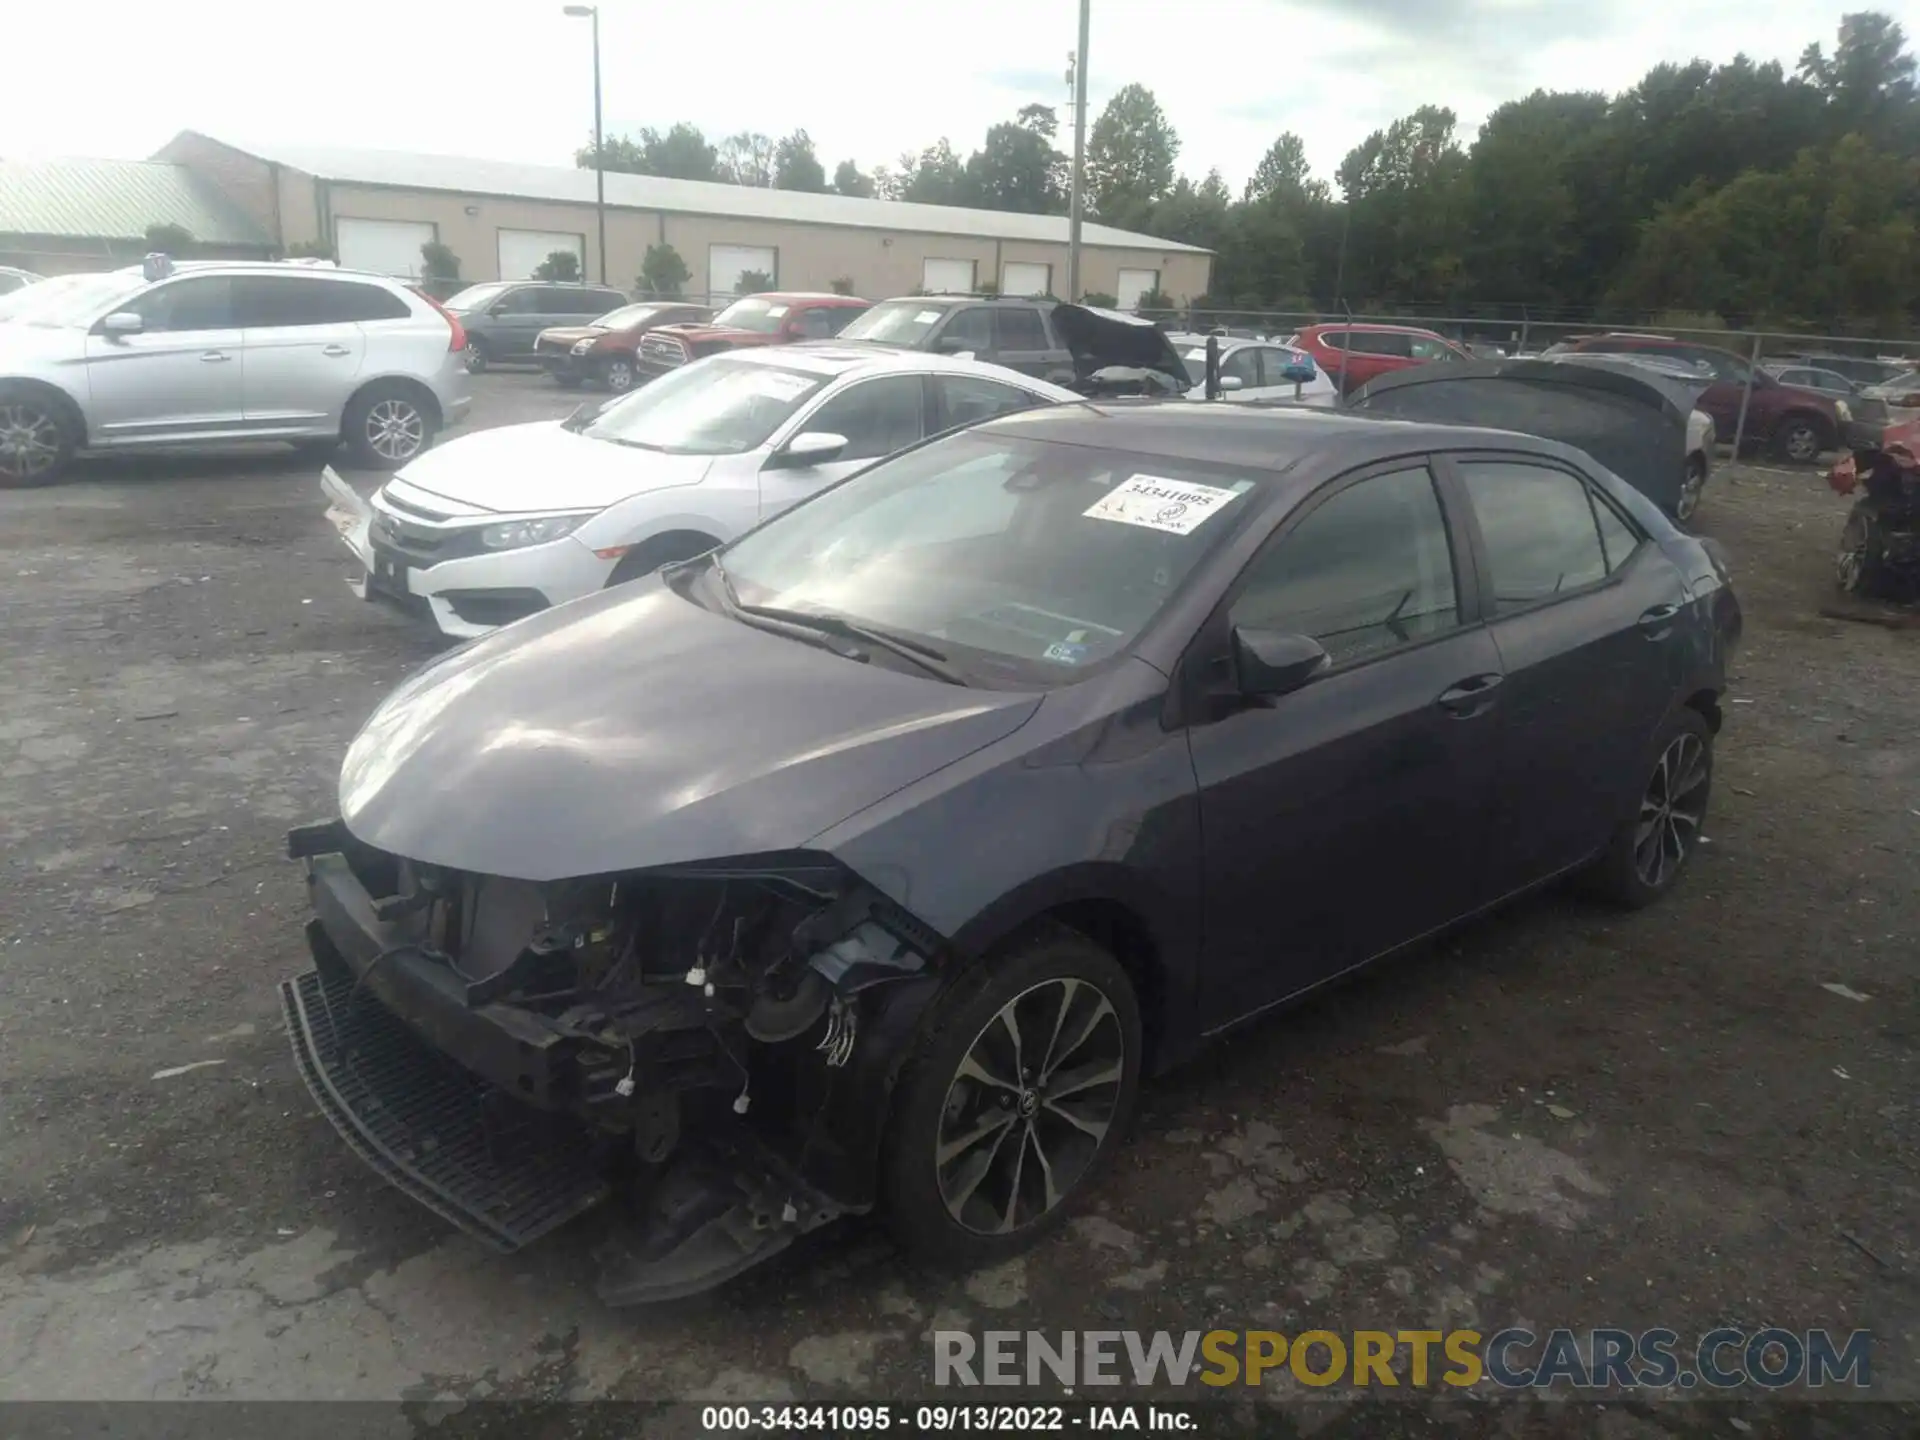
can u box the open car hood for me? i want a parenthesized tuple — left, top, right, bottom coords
(336, 577, 1041, 881)
(1050, 304, 1190, 393)
(1349, 358, 1697, 514)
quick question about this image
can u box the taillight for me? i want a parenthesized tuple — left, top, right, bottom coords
(417, 291, 466, 352)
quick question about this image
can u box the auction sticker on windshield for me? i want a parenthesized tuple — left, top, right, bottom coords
(1085, 474, 1243, 535)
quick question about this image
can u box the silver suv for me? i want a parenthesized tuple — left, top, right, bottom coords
(0, 258, 471, 487)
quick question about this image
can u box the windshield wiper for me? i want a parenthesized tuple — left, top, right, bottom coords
(707, 554, 965, 684)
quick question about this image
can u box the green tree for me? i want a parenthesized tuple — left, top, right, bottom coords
(833, 160, 875, 197)
(735, 268, 774, 295)
(639, 243, 690, 296)
(1461, 91, 1608, 304)
(420, 241, 460, 281)
(774, 129, 828, 192)
(1336, 106, 1469, 304)
(1244, 133, 1328, 207)
(580, 123, 719, 181)
(1086, 83, 1180, 229)
(897, 140, 967, 205)
(1800, 11, 1918, 147)
(284, 239, 334, 260)
(964, 115, 1065, 213)
(144, 222, 193, 254)
(829, 276, 856, 295)
(717, 132, 777, 187)
(534, 249, 582, 282)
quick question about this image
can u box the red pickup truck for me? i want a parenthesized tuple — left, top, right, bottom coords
(634, 292, 870, 380)
(1553, 333, 1855, 463)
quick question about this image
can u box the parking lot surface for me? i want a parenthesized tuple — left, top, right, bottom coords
(2, 374, 1917, 1430)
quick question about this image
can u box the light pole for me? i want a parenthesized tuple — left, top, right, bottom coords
(1065, 0, 1091, 302)
(564, 4, 606, 285)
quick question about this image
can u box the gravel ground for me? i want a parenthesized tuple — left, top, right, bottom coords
(1, 376, 1916, 1435)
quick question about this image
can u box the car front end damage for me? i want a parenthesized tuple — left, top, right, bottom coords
(280, 819, 943, 1304)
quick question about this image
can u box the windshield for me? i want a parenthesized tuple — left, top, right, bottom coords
(581, 356, 827, 455)
(1178, 346, 1210, 386)
(837, 301, 949, 345)
(442, 283, 511, 313)
(7, 272, 150, 327)
(710, 297, 792, 334)
(594, 303, 670, 329)
(717, 431, 1264, 684)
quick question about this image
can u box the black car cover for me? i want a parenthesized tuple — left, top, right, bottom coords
(1348, 358, 1700, 515)
(1049, 304, 1190, 395)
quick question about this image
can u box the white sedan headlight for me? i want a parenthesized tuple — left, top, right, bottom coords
(571, 339, 596, 355)
(479, 515, 590, 551)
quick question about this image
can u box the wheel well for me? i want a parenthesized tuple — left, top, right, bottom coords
(1684, 687, 1723, 734)
(0, 379, 87, 445)
(1778, 409, 1833, 442)
(606, 529, 721, 585)
(346, 376, 442, 437)
(1045, 898, 1167, 1071)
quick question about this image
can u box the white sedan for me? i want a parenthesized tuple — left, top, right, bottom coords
(1167, 334, 1338, 406)
(322, 346, 1077, 639)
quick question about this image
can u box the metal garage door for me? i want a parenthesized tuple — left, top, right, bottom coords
(1001, 261, 1051, 297)
(710, 245, 777, 297)
(499, 229, 585, 280)
(1116, 268, 1160, 310)
(922, 258, 977, 294)
(334, 218, 435, 278)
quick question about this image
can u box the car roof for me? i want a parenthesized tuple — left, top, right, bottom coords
(721, 341, 1074, 390)
(116, 259, 415, 287)
(1302, 321, 1446, 336)
(968, 399, 1557, 476)
(735, 291, 868, 304)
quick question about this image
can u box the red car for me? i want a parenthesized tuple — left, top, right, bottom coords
(1554, 333, 1853, 464)
(1291, 323, 1472, 395)
(635, 292, 871, 381)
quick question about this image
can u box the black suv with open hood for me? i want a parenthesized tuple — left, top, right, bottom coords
(836, 297, 1189, 396)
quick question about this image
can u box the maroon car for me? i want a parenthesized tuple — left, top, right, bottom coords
(1554, 333, 1852, 463)
(634, 292, 870, 381)
(533, 300, 712, 393)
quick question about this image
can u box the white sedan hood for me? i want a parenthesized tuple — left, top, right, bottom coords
(392, 421, 714, 514)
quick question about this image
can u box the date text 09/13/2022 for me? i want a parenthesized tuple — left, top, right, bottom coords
(700, 1405, 1195, 1432)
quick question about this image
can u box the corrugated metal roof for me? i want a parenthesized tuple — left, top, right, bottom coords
(0, 157, 271, 246)
(205, 136, 1210, 255)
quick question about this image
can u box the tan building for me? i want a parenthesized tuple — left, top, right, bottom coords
(153, 131, 1211, 308)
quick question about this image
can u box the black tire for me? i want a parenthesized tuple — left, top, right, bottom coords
(343, 385, 436, 471)
(604, 532, 719, 587)
(1836, 499, 1891, 598)
(1774, 413, 1829, 465)
(0, 385, 78, 488)
(464, 338, 489, 374)
(601, 355, 637, 394)
(1585, 707, 1714, 910)
(879, 925, 1142, 1269)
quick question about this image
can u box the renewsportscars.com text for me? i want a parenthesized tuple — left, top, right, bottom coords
(933, 1328, 1872, 1390)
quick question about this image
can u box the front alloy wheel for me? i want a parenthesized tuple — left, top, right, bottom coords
(604, 356, 635, 392)
(936, 978, 1126, 1235)
(881, 928, 1141, 1266)
(1676, 456, 1706, 523)
(1835, 502, 1888, 597)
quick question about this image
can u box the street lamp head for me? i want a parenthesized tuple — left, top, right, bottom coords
(563, 4, 595, 14)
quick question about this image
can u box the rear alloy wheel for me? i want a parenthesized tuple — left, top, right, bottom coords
(1586, 709, 1713, 909)
(603, 356, 636, 393)
(0, 393, 74, 488)
(464, 338, 490, 374)
(1776, 416, 1825, 464)
(1836, 501, 1889, 597)
(1675, 455, 1707, 523)
(345, 387, 435, 470)
(881, 927, 1141, 1268)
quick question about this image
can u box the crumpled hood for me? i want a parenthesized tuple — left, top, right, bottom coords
(1051, 304, 1189, 389)
(389, 420, 713, 513)
(338, 578, 1042, 881)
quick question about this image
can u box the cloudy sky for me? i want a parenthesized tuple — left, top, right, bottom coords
(4, 0, 1902, 192)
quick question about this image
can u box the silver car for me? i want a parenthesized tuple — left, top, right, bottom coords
(0, 258, 470, 487)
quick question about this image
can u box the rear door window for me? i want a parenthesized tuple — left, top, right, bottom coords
(995, 307, 1050, 352)
(935, 374, 1044, 430)
(1457, 459, 1611, 611)
(236, 277, 409, 326)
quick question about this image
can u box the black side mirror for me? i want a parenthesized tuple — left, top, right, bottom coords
(1232, 627, 1329, 697)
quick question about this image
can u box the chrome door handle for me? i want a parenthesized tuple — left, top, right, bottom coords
(200, 351, 231, 363)
(322, 344, 351, 357)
